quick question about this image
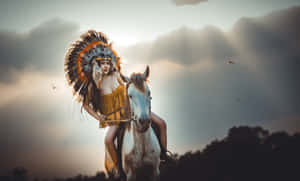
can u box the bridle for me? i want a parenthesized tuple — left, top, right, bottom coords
(125, 81, 152, 133)
(125, 81, 134, 122)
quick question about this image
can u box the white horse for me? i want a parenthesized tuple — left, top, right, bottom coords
(104, 66, 161, 181)
(120, 66, 161, 181)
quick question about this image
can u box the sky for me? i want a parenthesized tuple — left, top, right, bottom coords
(1, 0, 300, 179)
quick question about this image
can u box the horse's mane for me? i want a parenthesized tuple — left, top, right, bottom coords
(130, 73, 147, 93)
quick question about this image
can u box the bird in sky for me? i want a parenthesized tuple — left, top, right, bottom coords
(51, 83, 57, 91)
(227, 59, 235, 64)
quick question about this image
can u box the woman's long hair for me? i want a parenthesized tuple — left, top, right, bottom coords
(81, 58, 117, 114)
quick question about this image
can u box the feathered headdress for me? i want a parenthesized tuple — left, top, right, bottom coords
(64, 30, 120, 102)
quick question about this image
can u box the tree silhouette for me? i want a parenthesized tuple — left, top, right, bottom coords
(12, 167, 28, 181)
(2, 126, 299, 181)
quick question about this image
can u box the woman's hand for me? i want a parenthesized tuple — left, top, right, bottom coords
(83, 103, 107, 122)
(92, 59, 102, 88)
(98, 114, 107, 121)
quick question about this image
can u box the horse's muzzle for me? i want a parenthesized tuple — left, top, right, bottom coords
(138, 118, 151, 132)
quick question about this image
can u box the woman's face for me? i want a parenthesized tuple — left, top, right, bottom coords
(100, 60, 111, 75)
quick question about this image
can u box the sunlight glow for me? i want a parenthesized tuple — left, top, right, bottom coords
(79, 27, 140, 46)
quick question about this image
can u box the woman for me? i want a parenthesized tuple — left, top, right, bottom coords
(65, 30, 170, 177)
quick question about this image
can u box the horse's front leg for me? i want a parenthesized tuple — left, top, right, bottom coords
(126, 169, 135, 181)
(123, 162, 135, 181)
(153, 159, 160, 181)
(152, 166, 160, 181)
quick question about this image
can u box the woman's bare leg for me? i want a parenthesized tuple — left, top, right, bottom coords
(105, 125, 119, 166)
(150, 112, 167, 151)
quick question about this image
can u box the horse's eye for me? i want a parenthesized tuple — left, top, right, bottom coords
(129, 95, 132, 99)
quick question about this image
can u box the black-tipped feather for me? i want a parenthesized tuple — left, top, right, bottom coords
(65, 30, 115, 105)
(79, 84, 88, 97)
(73, 81, 82, 92)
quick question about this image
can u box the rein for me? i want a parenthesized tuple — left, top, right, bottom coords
(102, 80, 151, 133)
(103, 106, 126, 117)
(102, 81, 133, 123)
(125, 81, 152, 133)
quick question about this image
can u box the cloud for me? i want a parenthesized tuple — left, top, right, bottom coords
(172, 0, 208, 6)
(120, 26, 236, 65)
(1, 5, 300, 179)
(0, 18, 79, 83)
(119, 6, 300, 147)
(0, 70, 106, 178)
(0, 18, 86, 178)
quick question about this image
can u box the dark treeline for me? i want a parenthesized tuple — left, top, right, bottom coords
(1, 126, 299, 181)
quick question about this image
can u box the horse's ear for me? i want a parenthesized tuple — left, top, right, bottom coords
(143, 65, 150, 81)
(120, 72, 131, 83)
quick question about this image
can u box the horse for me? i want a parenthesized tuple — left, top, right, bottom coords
(104, 66, 161, 181)
(122, 66, 161, 181)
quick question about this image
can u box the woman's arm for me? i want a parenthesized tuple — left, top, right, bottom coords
(81, 83, 106, 121)
(83, 103, 106, 121)
(116, 71, 126, 85)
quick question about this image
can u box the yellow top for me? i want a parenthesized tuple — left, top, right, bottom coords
(99, 84, 128, 128)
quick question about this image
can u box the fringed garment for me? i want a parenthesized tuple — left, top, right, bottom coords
(99, 84, 127, 128)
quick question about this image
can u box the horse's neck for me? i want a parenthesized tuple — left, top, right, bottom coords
(124, 122, 152, 152)
(132, 123, 151, 144)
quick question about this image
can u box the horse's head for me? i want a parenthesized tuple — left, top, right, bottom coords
(122, 66, 152, 133)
